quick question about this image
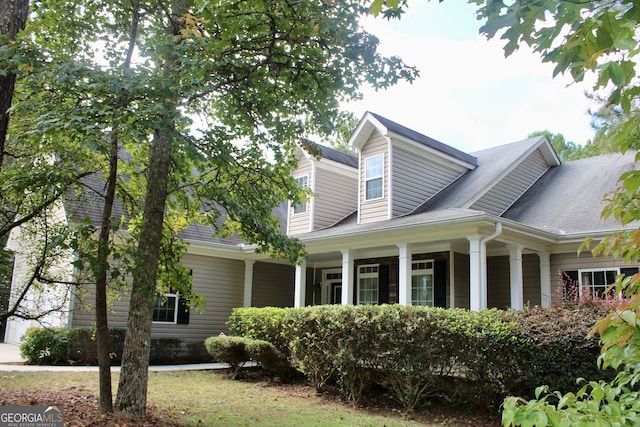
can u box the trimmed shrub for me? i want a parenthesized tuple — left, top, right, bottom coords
(22, 327, 203, 365)
(244, 338, 293, 379)
(150, 337, 182, 364)
(227, 306, 301, 357)
(290, 307, 338, 392)
(67, 327, 126, 365)
(204, 335, 250, 378)
(228, 304, 612, 411)
(447, 308, 522, 409)
(372, 306, 456, 411)
(504, 303, 617, 400)
(20, 327, 71, 365)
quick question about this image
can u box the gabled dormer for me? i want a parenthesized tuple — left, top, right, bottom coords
(466, 136, 560, 216)
(287, 141, 358, 235)
(349, 112, 478, 224)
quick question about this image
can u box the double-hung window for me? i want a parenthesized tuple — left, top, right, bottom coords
(358, 264, 379, 305)
(153, 271, 192, 324)
(411, 261, 434, 306)
(365, 155, 384, 200)
(563, 267, 638, 300)
(293, 175, 308, 214)
(153, 286, 179, 323)
(579, 268, 618, 298)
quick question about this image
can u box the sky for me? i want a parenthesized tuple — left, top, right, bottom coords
(342, 2, 599, 153)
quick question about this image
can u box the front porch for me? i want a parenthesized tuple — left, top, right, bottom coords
(244, 220, 556, 311)
(291, 244, 551, 311)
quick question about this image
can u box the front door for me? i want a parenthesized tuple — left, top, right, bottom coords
(331, 283, 342, 304)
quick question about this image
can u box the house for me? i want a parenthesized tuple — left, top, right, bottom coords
(4, 111, 638, 348)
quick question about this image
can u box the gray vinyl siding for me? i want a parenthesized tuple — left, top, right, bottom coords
(251, 261, 295, 307)
(71, 253, 245, 341)
(391, 146, 464, 217)
(360, 132, 389, 224)
(523, 254, 541, 306)
(487, 256, 510, 309)
(549, 252, 637, 303)
(471, 149, 549, 215)
(487, 254, 542, 309)
(289, 160, 313, 235)
(314, 166, 357, 229)
(454, 252, 470, 309)
(72, 281, 130, 330)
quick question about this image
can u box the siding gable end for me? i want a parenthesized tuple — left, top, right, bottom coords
(469, 147, 551, 216)
(391, 144, 467, 217)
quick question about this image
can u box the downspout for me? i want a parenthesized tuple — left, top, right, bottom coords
(479, 222, 502, 309)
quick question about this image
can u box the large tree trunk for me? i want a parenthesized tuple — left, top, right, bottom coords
(94, 6, 139, 414)
(94, 131, 118, 414)
(0, 0, 30, 168)
(114, 123, 173, 416)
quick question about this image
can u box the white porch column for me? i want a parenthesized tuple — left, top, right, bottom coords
(467, 236, 483, 311)
(508, 245, 524, 310)
(243, 260, 255, 308)
(294, 260, 307, 308)
(341, 249, 354, 305)
(397, 243, 412, 305)
(538, 251, 551, 308)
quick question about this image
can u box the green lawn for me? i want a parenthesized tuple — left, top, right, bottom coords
(0, 370, 498, 426)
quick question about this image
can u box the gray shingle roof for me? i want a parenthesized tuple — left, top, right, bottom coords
(503, 151, 638, 234)
(416, 137, 545, 212)
(368, 112, 478, 167)
(65, 172, 253, 247)
(317, 144, 358, 168)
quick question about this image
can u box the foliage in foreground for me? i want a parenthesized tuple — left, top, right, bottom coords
(431, 0, 640, 425)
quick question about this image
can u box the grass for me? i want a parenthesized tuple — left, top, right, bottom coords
(0, 370, 452, 426)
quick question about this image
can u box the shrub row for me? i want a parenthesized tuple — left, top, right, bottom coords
(204, 335, 292, 379)
(20, 327, 209, 365)
(228, 303, 615, 411)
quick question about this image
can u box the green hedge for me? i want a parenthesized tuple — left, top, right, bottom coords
(20, 327, 71, 365)
(228, 304, 615, 411)
(204, 335, 291, 379)
(21, 327, 209, 365)
(227, 306, 302, 357)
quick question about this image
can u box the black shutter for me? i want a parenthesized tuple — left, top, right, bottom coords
(434, 260, 447, 308)
(620, 267, 639, 277)
(176, 297, 189, 324)
(379, 264, 390, 304)
(563, 270, 579, 300)
(353, 264, 358, 305)
(176, 270, 192, 325)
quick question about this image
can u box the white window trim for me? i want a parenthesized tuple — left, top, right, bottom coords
(152, 289, 179, 324)
(411, 260, 434, 306)
(364, 154, 384, 201)
(292, 174, 309, 215)
(323, 268, 343, 305)
(578, 267, 619, 299)
(357, 264, 380, 305)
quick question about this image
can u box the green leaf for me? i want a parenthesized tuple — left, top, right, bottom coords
(608, 62, 626, 86)
(370, 0, 384, 15)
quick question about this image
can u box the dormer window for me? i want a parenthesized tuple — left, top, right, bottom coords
(293, 175, 308, 214)
(365, 155, 384, 200)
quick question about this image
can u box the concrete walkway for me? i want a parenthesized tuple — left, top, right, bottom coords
(0, 342, 227, 372)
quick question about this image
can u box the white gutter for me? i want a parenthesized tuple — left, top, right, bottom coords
(479, 222, 502, 308)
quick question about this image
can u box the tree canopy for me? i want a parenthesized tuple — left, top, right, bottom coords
(3, 0, 418, 417)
